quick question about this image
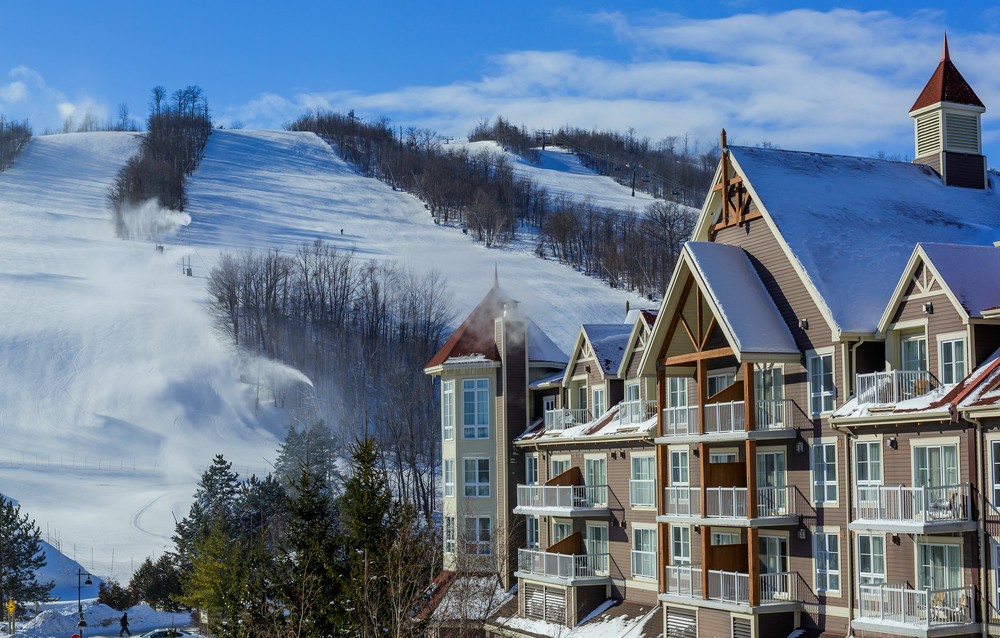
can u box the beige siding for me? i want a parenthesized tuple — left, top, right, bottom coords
(697, 607, 730, 638)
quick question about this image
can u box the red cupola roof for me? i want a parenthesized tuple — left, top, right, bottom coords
(910, 33, 984, 112)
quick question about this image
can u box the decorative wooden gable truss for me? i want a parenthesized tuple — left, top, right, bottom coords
(709, 130, 763, 237)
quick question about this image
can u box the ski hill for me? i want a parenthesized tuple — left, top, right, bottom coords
(0, 129, 656, 588)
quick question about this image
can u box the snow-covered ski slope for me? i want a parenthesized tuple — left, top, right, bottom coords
(0, 129, 653, 587)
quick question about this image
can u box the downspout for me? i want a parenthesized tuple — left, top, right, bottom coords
(969, 414, 987, 638)
(830, 417, 854, 637)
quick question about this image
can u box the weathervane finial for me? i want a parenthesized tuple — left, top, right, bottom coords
(943, 31, 950, 61)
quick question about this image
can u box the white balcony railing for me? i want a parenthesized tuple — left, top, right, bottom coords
(518, 548, 610, 581)
(858, 582, 974, 628)
(757, 485, 796, 517)
(662, 406, 698, 436)
(856, 484, 970, 525)
(516, 484, 609, 510)
(664, 486, 701, 517)
(755, 399, 794, 430)
(707, 570, 750, 605)
(544, 408, 591, 431)
(706, 487, 748, 518)
(664, 564, 702, 598)
(761, 571, 798, 603)
(619, 399, 657, 425)
(630, 479, 655, 507)
(705, 401, 745, 433)
(856, 370, 931, 406)
(631, 550, 656, 579)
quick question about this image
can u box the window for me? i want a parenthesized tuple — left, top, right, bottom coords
(551, 458, 570, 477)
(857, 534, 885, 585)
(710, 452, 738, 463)
(542, 395, 555, 414)
(808, 354, 835, 414)
(902, 335, 927, 371)
(586, 457, 607, 506)
(526, 515, 539, 548)
(672, 526, 691, 565)
(759, 535, 788, 574)
(670, 450, 689, 486)
(444, 516, 456, 554)
(813, 444, 837, 503)
(626, 382, 640, 402)
(632, 528, 657, 579)
(755, 366, 785, 427)
(462, 379, 489, 438)
(465, 516, 491, 555)
(552, 521, 572, 544)
(442, 380, 454, 440)
(815, 532, 840, 592)
(578, 385, 588, 411)
(712, 532, 740, 545)
(707, 372, 735, 397)
(443, 459, 455, 497)
(915, 444, 957, 487)
(463, 458, 490, 497)
(525, 455, 538, 485)
(918, 543, 961, 590)
(587, 525, 610, 575)
(592, 387, 606, 417)
(855, 442, 881, 486)
(668, 378, 687, 408)
(941, 339, 966, 385)
(631, 456, 655, 507)
(992, 441, 1000, 506)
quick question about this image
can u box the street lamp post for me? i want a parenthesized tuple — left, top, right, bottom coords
(76, 569, 92, 636)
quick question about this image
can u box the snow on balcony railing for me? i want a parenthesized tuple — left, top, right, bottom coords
(516, 484, 609, 510)
(705, 401, 745, 433)
(707, 570, 750, 605)
(706, 487, 748, 518)
(664, 564, 702, 598)
(757, 485, 796, 517)
(664, 486, 700, 516)
(518, 548, 610, 580)
(629, 479, 655, 507)
(755, 399, 795, 430)
(858, 582, 974, 628)
(855, 484, 970, 524)
(619, 399, 657, 425)
(544, 408, 591, 431)
(661, 406, 698, 436)
(856, 370, 931, 406)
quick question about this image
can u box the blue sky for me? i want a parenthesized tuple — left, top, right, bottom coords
(4, 2, 1000, 161)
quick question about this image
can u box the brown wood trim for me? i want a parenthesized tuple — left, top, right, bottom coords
(663, 347, 734, 366)
(709, 209, 762, 234)
(747, 526, 760, 606)
(679, 314, 698, 350)
(700, 316, 717, 352)
(697, 359, 707, 435)
(701, 520, 711, 601)
(712, 175, 742, 191)
(658, 276, 694, 359)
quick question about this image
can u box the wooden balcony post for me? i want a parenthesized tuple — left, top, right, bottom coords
(747, 527, 760, 606)
(657, 363, 667, 594)
(743, 362, 755, 432)
(700, 442, 709, 521)
(697, 359, 707, 435)
(747, 440, 758, 520)
(702, 523, 711, 600)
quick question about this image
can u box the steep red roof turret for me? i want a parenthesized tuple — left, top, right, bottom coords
(910, 33, 984, 112)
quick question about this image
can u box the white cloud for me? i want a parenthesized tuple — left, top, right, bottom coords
(227, 9, 1000, 158)
(0, 81, 27, 103)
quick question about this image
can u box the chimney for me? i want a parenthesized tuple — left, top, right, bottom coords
(909, 33, 987, 189)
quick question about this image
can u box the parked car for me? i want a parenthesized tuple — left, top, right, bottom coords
(138, 629, 195, 638)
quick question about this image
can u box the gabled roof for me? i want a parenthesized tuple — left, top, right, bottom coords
(725, 145, 1000, 335)
(424, 284, 567, 369)
(919, 243, 1000, 318)
(910, 35, 984, 112)
(582, 324, 633, 375)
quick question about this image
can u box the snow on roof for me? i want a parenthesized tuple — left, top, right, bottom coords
(517, 402, 657, 443)
(430, 575, 512, 622)
(685, 242, 799, 354)
(625, 307, 658, 330)
(920, 243, 1000, 317)
(728, 145, 1000, 334)
(527, 317, 569, 364)
(529, 370, 566, 389)
(582, 324, 634, 374)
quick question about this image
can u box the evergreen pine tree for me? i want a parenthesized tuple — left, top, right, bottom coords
(0, 497, 54, 606)
(173, 455, 240, 561)
(275, 420, 340, 495)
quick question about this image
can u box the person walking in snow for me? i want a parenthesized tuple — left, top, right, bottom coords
(119, 611, 131, 637)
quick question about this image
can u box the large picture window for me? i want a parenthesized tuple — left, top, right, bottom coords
(465, 516, 491, 555)
(462, 379, 489, 438)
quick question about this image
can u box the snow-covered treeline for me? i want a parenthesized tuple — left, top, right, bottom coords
(0, 116, 31, 172)
(206, 240, 453, 517)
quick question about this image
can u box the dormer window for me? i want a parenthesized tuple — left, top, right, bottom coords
(902, 335, 927, 371)
(941, 338, 966, 385)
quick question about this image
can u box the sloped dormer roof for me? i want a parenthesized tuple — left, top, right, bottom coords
(910, 35, 984, 112)
(582, 324, 634, 375)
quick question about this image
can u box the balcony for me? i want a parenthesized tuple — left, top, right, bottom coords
(618, 399, 657, 425)
(657, 400, 797, 442)
(854, 582, 977, 636)
(660, 485, 797, 525)
(514, 484, 610, 517)
(516, 548, 611, 585)
(662, 565, 799, 608)
(851, 484, 974, 534)
(544, 408, 591, 432)
(856, 370, 931, 407)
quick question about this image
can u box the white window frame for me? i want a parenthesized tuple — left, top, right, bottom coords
(626, 382, 640, 402)
(551, 456, 570, 478)
(916, 540, 962, 590)
(630, 455, 655, 507)
(463, 458, 490, 497)
(526, 515, 539, 549)
(462, 378, 490, 439)
(992, 440, 1000, 508)
(631, 525, 657, 579)
(465, 516, 491, 555)
(443, 458, 455, 498)
(552, 520, 572, 544)
(592, 387, 606, 418)
(712, 531, 741, 545)
(709, 449, 738, 464)
(444, 516, 456, 554)
(526, 455, 538, 485)
(670, 449, 689, 486)
(815, 531, 841, 594)
(668, 377, 687, 408)
(940, 337, 966, 385)
(808, 352, 835, 414)
(902, 334, 928, 372)
(707, 371, 735, 398)
(857, 533, 885, 585)
(812, 443, 838, 505)
(442, 380, 454, 440)
(577, 384, 588, 411)
(671, 525, 691, 565)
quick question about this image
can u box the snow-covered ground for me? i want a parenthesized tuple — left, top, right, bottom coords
(0, 129, 654, 594)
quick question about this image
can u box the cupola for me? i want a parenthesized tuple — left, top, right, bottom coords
(909, 34, 987, 189)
